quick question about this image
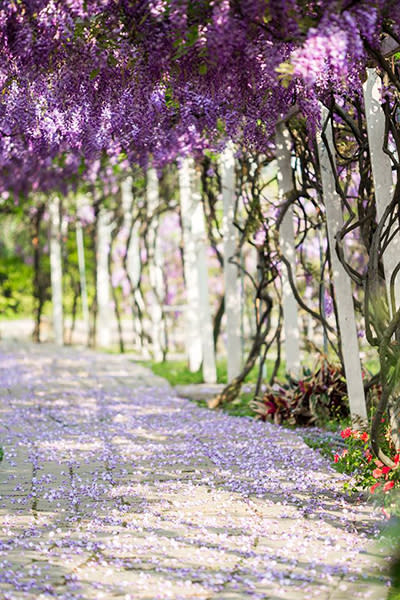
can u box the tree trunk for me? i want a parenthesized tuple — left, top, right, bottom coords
(208, 349, 258, 407)
(32, 205, 46, 343)
(213, 295, 225, 351)
(122, 177, 147, 353)
(68, 282, 79, 345)
(208, 305, 270, 407)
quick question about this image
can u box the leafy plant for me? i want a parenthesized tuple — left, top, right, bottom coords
(0, 255, 34, 318)
(251, 355, 350, 426)
(333, 427, 400, 513)
(334, 427, 400, 486)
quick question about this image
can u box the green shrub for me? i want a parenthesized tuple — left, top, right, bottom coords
(251, 355, 350, 426)
(333, 427, 400, 509)
(0, 256, 34, 318)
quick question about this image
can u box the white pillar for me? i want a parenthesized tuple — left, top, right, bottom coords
(126, 222, 141, 291)
(317, 106, 367, 424)
(193, 165, 217, 384)
(220, 144, 242, 381)
(179, 158, 217, 383)
(147, 168, 166, 363)
(179, 159, 203, 372)
(76, 221, 90, 341)
(276, 123, 301, 377)
(96, 208, 112, 348)
(49, 196, 64, 346)
(363, 68, 399, 312)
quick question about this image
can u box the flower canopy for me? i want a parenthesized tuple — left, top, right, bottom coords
(1, 0, 399, 196)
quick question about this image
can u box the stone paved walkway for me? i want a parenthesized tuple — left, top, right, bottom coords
(0, 342, 390, 599)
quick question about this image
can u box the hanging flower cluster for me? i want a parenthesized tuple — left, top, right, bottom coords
(0, 1, 399, 198)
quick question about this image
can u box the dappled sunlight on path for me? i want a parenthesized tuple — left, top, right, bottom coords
(0, 343, 388, 599)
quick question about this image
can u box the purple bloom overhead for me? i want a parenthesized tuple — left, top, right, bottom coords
(0, 1, 399, 196)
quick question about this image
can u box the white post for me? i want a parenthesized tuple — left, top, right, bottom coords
(220, 144, 242, 381)
(179, 159, 203, 372)
(96, 208, 112, 348)
(49, 196, 64, 346)
(126, 222, 141, 292)
(363, 68, 399, 312)
(317, 106, 367, 425)
(75, 221, 90, 342)
(276, 123, 301, 377)
(193, 164, 217, 384)
(147, 168, 166, 363)
(364, 68, 400, 448)
(179, 157, 217, 383)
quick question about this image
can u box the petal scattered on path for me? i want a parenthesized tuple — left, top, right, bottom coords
(0, 342, 389, 599)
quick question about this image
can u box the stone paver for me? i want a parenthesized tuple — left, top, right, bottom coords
(0, 342, 390, 599)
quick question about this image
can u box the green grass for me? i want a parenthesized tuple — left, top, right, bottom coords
(138, 357, 286, 387)
(139, 360, 205, 386)
(0, 447, 3, 462)
(136, 358, 287, 418)
(219, 391, 255, 418)
(301, 435, 338, 460)
(364, 357, 381, 376)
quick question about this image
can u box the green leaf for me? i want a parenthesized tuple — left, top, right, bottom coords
(199, 63, 207, 75)
(89, 68, 100, 80)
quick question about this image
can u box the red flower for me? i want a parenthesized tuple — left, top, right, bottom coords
(333, 454, 340, 463)
(383, 481, 395, 493)
(372, 468, 383, 479)
(375, 459, 384, 468)
(394, 454, 400, 465)
(364, 450, 373, 463)
(360, 432, 369, 442)
(382, 466, 391, 475)
(370, 482, 381, 494)
(340, 427, 352, 439)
